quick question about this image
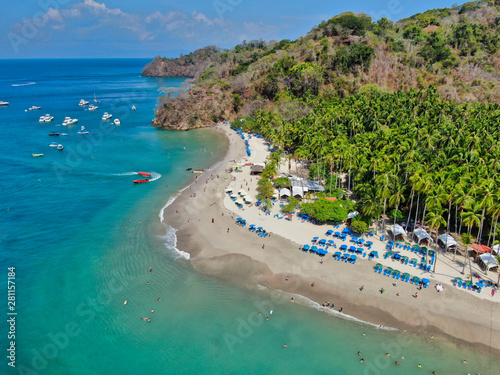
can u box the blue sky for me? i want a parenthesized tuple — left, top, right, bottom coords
(1, 0, 459, 59)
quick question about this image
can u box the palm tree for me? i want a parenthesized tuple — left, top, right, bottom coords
(460, 233, 474, 276)
(461, 203, 483, 274)
(425, 206, 447, 273)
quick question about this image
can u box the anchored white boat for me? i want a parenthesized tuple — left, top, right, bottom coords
(77, 125, 89, 135)
(28, 106, 41, 111)
(0, 101, 9, 106)
(102, 112, 112, 120)
(94, 93, 99, 103)
(114, 118, 120, 125)
(39, 114, 54, 123)
(49, 142, 59, 147)
(88, 104, 98, 111)
(57, 144, 64, 150)
(62, 117, 78, 126)
(79, 99, 89, 106)
(132, 105, 136, 111)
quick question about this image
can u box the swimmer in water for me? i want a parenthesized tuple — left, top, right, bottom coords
(123, 300, 128, 305)
(386, 353, 390, 357)
(283, 344, 287, 348)
(360, 359, 365, 363)
(395, 361, 400, 366)
(462, 360, 468, 364)
(417, 364, 422, 368)
(358, 351, 362, 356)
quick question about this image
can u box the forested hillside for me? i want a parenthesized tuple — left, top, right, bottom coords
(146, 0, 500, 130)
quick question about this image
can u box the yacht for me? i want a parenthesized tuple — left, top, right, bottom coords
(102, 112, 112, 120)
(114, 118, 120, 125)
(79, 99, 89, 106)
(61, 133, 68, 136)
(88, 104, 98, 111)
(0, 101, 9, 106)
(93, 93, 99, 103)
(39, 114, 54, 123)
(28, 106, 41, 111)
(62, 117, 78, 126)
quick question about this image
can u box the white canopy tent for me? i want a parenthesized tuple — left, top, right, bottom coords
(438, 234, 458, 249)
(244, 196, 253, 202)
(348, 211, 360, 219)
(413, 228, 433, 244)
(479, 253, 500, 270)
(292, 186, 304, 198)
(279, 188, 291, 198)
(388, 224, 407, 240)
(492, 244, 500, 255)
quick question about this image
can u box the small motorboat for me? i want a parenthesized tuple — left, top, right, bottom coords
(0, 101, 9, 106)
(61, 133, 68, 136)
(57, 144, 64, 150)
(88, 104, 98, 111)
(114, 118, 120, 125)
(102, 112, 112, 120)
(137, 172, 151, 177)
(79, 99, 89, 106)
(132, 105, 136, 111)
(49, 132, 60, 136)
(77, 125, 89, 135)
(94, 93, 99, 103)
(193, 169, 204, 174)
(28, 106, 41, 111)
(133, 179, 150, 184)
(32, 153, 44, 157)
(49, 142, 59, 147)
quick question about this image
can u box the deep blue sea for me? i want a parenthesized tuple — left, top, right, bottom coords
(0, 59, 499, 375)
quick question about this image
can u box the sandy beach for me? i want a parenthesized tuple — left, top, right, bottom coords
(162, 123, 500, 356)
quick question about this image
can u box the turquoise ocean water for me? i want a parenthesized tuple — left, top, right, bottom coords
(0, 59, 498, 374)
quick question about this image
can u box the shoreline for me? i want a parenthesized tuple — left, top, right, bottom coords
(161, 124, 500, 358)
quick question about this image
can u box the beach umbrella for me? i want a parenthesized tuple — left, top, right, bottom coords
(311, 246, 318, 252)
(302, 244, 310, 251)
(244, 196, 253, 202)
(319, 239, 326, 245)
(342, 228, 349, 233)
(239, 190, 247, 196)
(236, 218, 242, 221)
(257, 227, 263, 230)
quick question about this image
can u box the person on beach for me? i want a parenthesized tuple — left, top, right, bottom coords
(414, 292, 419, 298)
(380, 288, 385, 294)
(212, 218, 214, 223)
(311, 282, 315, 287)
(262, 244, 265, 249)
(360, 285, 364, 291)
(227, 228, 230, 233)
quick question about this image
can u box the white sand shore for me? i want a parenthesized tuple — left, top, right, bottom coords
(162, 123, 500, 355)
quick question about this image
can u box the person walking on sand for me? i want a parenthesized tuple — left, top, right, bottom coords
(212, 218, 214, 223)
(262, 244, 265, 249)
(414, 292, 419, 298)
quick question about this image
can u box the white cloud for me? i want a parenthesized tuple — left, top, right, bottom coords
(192, 11, 214, 26)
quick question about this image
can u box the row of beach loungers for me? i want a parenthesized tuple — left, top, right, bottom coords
(373, 264, 430, 287)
